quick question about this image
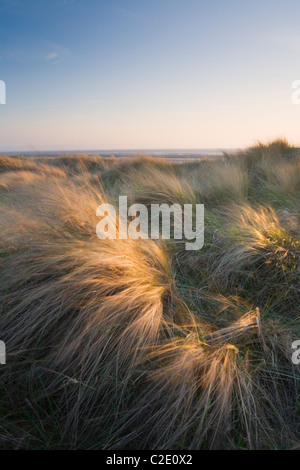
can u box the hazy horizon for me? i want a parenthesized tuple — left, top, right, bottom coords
(0, 146, 238, 154)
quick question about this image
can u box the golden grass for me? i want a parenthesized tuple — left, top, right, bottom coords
(0, 141, 299, 449)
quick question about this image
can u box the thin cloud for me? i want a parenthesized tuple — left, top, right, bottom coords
(43, 41, 69, 63)
(45, 52, 59, 61)
(0, 39, 69, 63)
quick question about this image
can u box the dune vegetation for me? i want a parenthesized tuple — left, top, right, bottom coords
(0, 139, 299, 449)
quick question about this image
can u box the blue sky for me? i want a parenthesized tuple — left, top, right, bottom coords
(0, 0, 300, 151)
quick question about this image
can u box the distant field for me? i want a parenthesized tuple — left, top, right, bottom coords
(0, 139, 299, 449)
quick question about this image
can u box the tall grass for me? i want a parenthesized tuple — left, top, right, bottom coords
(0, 141, 299, 449)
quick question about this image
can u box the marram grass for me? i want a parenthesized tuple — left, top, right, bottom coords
(0, 140, 299, 449)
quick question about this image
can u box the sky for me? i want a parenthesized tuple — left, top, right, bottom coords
(0, 0, 300, 151)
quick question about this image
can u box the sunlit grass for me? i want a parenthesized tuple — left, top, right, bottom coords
(0, 140, 299, 449)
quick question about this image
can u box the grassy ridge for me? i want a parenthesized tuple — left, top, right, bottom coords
(0, 139, 299, 449)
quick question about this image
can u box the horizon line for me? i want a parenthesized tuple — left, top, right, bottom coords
(0, 146, 243, 154)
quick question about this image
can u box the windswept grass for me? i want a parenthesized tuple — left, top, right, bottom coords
(0, 140, 299, 449)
